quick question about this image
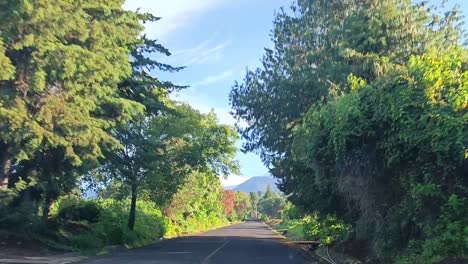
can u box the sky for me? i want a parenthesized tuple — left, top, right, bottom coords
(123, 0, 468, 187)
(123, 0, 290, 186)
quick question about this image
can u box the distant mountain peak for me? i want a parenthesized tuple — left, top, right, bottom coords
(233, 176, 280, 193)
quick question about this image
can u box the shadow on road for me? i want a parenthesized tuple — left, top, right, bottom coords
(79, 221, 315, 264)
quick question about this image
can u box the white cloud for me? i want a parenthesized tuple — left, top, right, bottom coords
(171, 92, 248, 128)
(193, 70, 233, 87)
(168, 38, 230, 66)
(183, 99, 237, 126)
(220, 174, 250, 187)
(123, 0, 224, 41)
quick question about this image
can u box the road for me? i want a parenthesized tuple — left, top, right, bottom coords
(80, 221, 314, 264)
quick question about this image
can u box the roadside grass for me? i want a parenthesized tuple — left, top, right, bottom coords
(267, 219, 363, 264)
(268, 219, 306, 241)
(164, 216, 231, 238)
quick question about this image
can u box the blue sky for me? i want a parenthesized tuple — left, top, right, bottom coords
(123, 0, 467, 186)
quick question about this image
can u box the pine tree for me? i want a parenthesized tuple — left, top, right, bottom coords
(0, 0, 144, 221)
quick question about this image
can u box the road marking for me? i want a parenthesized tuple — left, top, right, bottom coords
(201, 239, 230, 264)
(173, 240, 221, 243)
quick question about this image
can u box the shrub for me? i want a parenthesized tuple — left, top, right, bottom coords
(395, 195, 468, 263)
(281, 202, 304, 221)
(58, 200, 101, 223)
(303, 214, 350, 245)
(50, 198, 166, 250)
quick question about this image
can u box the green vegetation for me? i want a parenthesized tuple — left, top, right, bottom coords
(49, 198, 166, 251)
(222, 190, 252, 221)
(302, 214, 350, 246)
(246, 186, 288, 220)
(258, 186, 286, 219)
(164, 171, 228, 237)
(0, 0, 239, 253)
(1, 0, 466, 262)
(231, 0, 467, 263)
(272, 220, 304, 241)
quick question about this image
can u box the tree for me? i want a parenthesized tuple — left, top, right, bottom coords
(0, 0, 145, 223)
(249, 192, 260, 218)
(164, 171, 226, 234)
(98, 104, 239, 230)
(230, 0, 466, 260)
(263, 185, 274, 200)
(293, 46, 467, 260)
(230, 0, 464, 207)
(258, 192, 286, 219)
(233, 191, 251, 220)
(222, 190, 235, 216)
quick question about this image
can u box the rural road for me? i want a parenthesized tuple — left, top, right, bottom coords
(80, 221, 314, 264)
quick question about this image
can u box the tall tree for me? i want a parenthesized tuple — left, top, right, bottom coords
(249, 192, 260, 218)
(164, 171, 226, 234)
(230, 0, 463, 190)
(222, 190, 236, 216)
(98, 104, 239, 230)
(0, 0, 145, 221)
(233, 191, 251, 220)
(230, 0, 466, 260)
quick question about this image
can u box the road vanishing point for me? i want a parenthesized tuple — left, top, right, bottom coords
(80, 221, 314, 264)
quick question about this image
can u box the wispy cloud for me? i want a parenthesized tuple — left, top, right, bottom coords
(193, 70, 234, 87)
(168, 38, 230, 66)
(124, 0, 224, 41)
(171, 90, 248, 128)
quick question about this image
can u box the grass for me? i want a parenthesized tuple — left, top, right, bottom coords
(269, 219, 306, 241)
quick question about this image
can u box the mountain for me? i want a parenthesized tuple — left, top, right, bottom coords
(233, 176, 280, 193)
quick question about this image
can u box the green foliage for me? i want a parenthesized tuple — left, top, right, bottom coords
(302, 214, 350, 246)
(293, 47, 467, 260)
(95, 102, 239, 230)
(164, 172, 228, 237)
(396, 195, 468, 263)
(0, 0, 143, 173)
(0, 0, 240, 253)
(249, 192, 260, 218)
(281, 202, 304, 221)
(230, 0, 467, 262)
(0, 0, 148, 229)
(273, 220, 305, 241)
(258, 190, 286, 219)
(57, 200, 100, 223)
(50, 198, 166, 251)
(233, 191, 251, 220)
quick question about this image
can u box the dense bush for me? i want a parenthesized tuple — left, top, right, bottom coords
(164, 172, 229, 237)
(57, 200, 101, 223)
(395, 195, 468, 264)
(280, 202, 304, 221)
(302, 214, 350, 246)
(50, 198, 166, 250)
(293, 48, 468, 261)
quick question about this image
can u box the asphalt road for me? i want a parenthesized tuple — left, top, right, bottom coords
(80, 221, 314, 264)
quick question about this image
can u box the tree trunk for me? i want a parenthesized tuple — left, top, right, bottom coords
(0, 156, 12, 191)
(128, 182, 138, 231)
(42, 195, 53, 225)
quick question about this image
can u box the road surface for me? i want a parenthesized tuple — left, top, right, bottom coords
(80, 221, 314, 264)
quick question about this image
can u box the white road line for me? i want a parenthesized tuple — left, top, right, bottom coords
(201, 239, 230, 264)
